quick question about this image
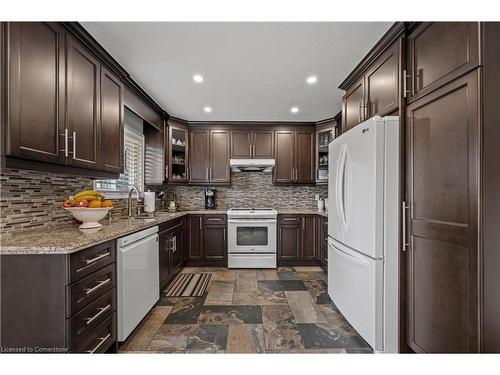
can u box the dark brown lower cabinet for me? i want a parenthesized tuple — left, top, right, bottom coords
(278, 214, 318, 265)
(159, 218, 185, 291)
(186, 214, 227, 266)
(406, 71, 479, 353)
(0, 240, 117, 353)
(317, 216, 328, 272)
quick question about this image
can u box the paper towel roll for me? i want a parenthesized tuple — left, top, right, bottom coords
(144, 191, 155, 213)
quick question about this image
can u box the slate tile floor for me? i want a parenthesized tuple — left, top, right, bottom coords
(119, 266, 373, 354)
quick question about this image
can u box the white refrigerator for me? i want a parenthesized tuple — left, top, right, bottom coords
(328, 116, 399, 353)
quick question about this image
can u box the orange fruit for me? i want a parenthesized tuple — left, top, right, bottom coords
(101, 200, 113, 208)
(88, 200, 102, 208)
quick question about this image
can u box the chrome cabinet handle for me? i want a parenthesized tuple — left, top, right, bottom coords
(206, 168, 209, 179)
(172, 236, 177, 253)
(302, 217, 305, 230)
(253, 145, 256, 157)
(165, 165, 169, 179)
(359, 100, 363, 122)
(72, 131, 77, 159)
(87, 333, 111, 354)
(283, 218, 296, 221)
(402, 201, 411, 251)
(403, 69, 412, 98)
(85, 304, 111, 326)
(199, 217, 202, 231)
(84, 278, 111, 295)
(85, 253, 109, 266)
(209, 168, 211, 180)
(59, 129, 69, 157)
(364, 100, 369, 119)
(249, 144, 252, 157)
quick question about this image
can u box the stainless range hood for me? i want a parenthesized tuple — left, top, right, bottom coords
(230, 159, 275, 173)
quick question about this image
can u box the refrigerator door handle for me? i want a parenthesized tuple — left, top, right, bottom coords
(337, 144, 348, 230)
(335, 144, 345, 232)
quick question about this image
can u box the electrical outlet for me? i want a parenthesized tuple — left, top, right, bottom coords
(315, 194, 319, 201)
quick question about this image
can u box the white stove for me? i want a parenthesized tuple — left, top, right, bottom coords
(227, 208, 277, 268)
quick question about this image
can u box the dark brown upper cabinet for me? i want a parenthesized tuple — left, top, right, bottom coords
(66, 36, 100, 170)
(406, 22, 479, 102)
(6, 22, 66, 164)
(315, 120, 335, 184)
(342, 77, 365, 132)
(209, 130, 230, 183)
(274, 129, 314, 184)
(188, 128, 230, 185)
(342, 38, 401, 132)
(99, 67, 123, 174)
(230, 129, 274, 159)
(3, 22, 124, 177)
(167, 120, 188, 183)
(189, 129, 210, 183)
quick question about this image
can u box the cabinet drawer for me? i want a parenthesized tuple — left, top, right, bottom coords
(204, 215, 227, 225)
(278, 215, 301, 224)
(67, 263, 115, 317)
(69, 288, 115, 348)
(71, 313, 115, 353)
(70, 240, 116, 284)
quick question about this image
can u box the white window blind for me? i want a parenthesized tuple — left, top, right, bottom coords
(94, 127, 144, 197)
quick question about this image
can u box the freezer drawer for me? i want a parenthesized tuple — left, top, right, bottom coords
(328, 238, 383, 351)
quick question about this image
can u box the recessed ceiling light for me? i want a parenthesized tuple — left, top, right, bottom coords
(290, 107, 299, 114)
(306, 75, 318, 85)
(193, 74, 204, 83)
(203, 106, 212, 113)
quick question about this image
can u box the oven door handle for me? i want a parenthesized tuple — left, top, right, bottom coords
(228, 219, 277, 224)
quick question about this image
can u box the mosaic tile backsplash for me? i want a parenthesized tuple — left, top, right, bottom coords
(164, 172, 328, 211)
(0, 168, 327, 233)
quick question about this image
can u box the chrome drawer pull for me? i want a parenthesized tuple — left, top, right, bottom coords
(84, 278, 111, 295)
(283, 218, 296, 221)
(87, 333, 111, 354)
(85, 253, 109, 266)
(85, 304, 111, 326)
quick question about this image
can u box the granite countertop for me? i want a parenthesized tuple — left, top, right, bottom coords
(278, 209, 328, 217)
(0, 208, 327, 255)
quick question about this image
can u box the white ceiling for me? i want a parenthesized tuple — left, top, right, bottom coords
(82, 22, 393, 122)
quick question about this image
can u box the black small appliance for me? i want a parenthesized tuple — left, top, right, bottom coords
(204, 188, 216, 209)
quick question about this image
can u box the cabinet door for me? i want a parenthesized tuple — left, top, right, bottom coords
(203, 225, 226, 261)
(158, 232, 172, 290)
(186, 215, 203, 261)
(100, 67, 123, 173)
(365, 40, 400, 117)
(7, 22, 66, 164)
(274, 131, 295, 183)
(406, 71, 479, 353)
(342, 77, 365, 132)
(169, 124, 188, 182)
(407, 22, 479, 100)
(278, 224, 301, 261)
(253, 130, 274, 158)
(295, 130, 315, 183)
(189, 129, 210, 183)
(230, 130, 252, 158)
(66, 37, 100, 169)
(170, 227, 184, 275)
(301, 216, 317, 260)
(210, 130, 230, 183)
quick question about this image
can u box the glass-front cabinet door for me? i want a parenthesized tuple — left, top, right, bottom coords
(168, 125, 188, 182)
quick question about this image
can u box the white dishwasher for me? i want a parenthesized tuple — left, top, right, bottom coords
(117, 225, 159, 342)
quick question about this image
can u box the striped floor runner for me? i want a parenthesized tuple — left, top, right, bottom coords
(165, 273, 212, 297)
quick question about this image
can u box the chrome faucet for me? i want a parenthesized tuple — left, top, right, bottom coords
(128, 186, 141, 217)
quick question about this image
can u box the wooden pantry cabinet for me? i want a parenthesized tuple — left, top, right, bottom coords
(2, 22, 123, 177)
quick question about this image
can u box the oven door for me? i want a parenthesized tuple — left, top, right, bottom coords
(228, 219, 276, 254)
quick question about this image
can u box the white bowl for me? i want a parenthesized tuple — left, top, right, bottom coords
(64, 207, 113, 229)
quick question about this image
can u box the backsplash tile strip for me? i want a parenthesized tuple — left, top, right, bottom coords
(0, 168, 327, 234)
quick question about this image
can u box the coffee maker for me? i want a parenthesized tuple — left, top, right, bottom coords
(204, 188, 216, 209)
